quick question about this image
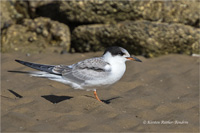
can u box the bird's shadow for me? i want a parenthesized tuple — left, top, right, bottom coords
(7, 89, 119, 104)
(7, 89, 73, 104)
(41, 95, 73, 104)
(8, 70, 31, 74)
(8, 89, 23, 98)
(102, 96, 121, 104)
(85, 95, 121, 104)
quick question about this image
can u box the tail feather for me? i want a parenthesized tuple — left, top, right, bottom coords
(15, 59, 58, 75)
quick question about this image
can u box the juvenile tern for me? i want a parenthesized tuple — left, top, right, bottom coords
(15, 46, 142, 102)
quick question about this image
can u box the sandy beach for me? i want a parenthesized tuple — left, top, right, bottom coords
(1, 51, 199, 132)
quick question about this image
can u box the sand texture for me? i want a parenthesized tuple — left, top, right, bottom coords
(1, 52, 199, 132)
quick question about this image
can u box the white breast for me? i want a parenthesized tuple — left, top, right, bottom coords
(92, 56, 126, 86)
(106, 60, 126, 84)
(83, 62, 126, 89)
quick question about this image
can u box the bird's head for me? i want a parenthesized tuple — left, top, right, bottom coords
(103, 46, 142, 63)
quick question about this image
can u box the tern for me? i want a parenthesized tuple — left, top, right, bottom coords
(15, 46, 142, 102)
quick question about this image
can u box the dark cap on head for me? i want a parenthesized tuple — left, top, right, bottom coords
(103, 46, 125, 56)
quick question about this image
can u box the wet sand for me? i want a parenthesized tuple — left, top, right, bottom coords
(1, 51, 199, 132)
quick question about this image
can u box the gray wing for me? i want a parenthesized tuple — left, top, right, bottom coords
(61, 57, 111, 84)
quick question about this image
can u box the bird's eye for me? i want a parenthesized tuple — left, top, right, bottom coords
(118, 52, 125, 56)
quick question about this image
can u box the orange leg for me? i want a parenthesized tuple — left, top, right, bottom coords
(93, 90, 102, 102)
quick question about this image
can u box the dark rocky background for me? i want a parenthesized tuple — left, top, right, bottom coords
(1, 0, 200, 57)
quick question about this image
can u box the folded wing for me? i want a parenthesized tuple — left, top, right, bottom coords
(61, 57, 111, 84)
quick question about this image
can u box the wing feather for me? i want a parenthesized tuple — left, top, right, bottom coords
(62, 57, 111, 83)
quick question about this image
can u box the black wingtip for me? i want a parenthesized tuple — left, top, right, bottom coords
(14, 59, 57, 74)
(15, 59, 25, 64)
(15, 59, 21, 63)
(15, 59, 29, 66)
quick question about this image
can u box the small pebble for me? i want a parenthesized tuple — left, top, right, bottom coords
(26, 53, 30, 56)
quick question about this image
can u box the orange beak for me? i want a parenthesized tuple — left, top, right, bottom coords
(126, 57, 142, 62)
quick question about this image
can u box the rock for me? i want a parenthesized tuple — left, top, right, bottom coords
(1, 17, 71, 53)
(1, 0, 199, 56)
(14, 1, 62, 22)
(28, 1, 60, 19)
(0, 1, 23, 30)
(59, 0, 200, 27)
(9, 1, 199, 27)
(72, 20, 200, 57)
(23, 17, 71, 51)
(1, 24, 46, 53)
(12, 0, 58, 19)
